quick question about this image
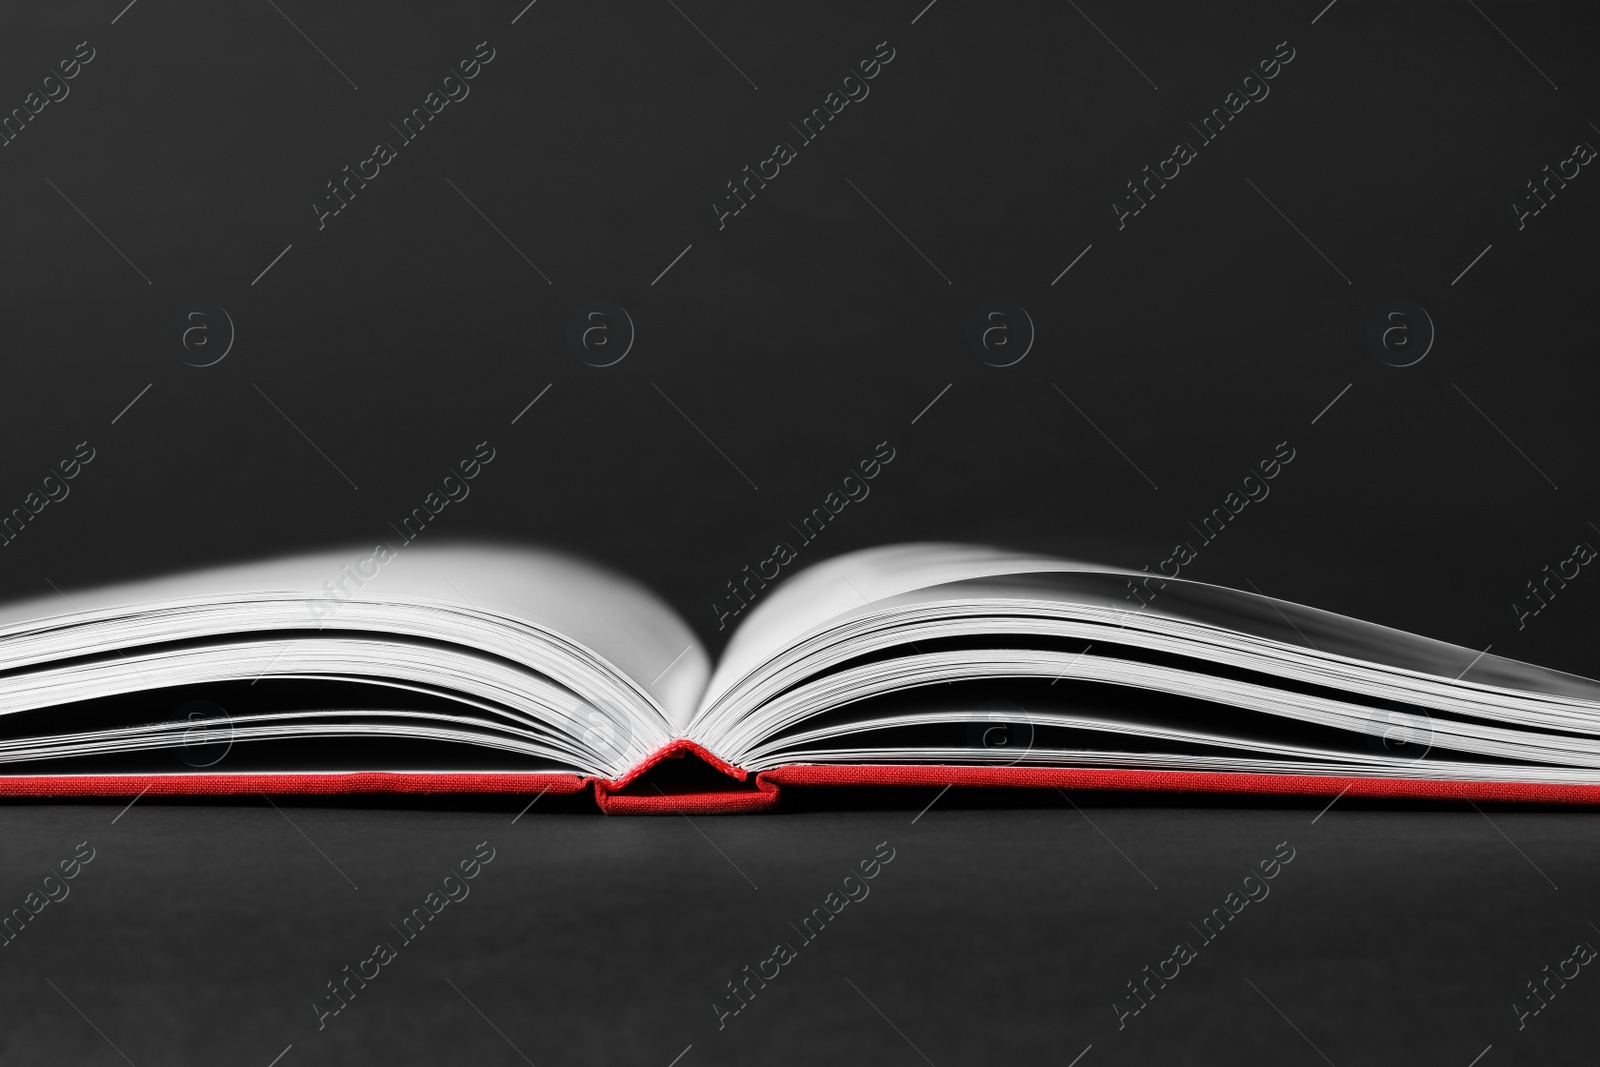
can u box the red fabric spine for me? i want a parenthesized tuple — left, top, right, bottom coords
(589, 739, 779, 814)
(590, 775, 780, 815)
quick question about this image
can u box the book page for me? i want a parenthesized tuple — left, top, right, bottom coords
(702, 544, 1117, 717)
(0, 542, 710, 735)
(707, 544, 1600, 716)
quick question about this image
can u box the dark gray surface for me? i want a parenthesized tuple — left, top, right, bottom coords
(1, 794, 1594, 1065)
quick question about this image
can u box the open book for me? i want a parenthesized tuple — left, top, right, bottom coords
(3, 542, 1599, 812)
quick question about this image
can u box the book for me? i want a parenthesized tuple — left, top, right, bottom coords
(2, 542, 1598, 812)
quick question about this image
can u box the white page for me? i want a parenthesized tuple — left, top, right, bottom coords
(703, 543, 1112, 716)
(706, 544, 1600, 722)
(0, 542, 709, 735)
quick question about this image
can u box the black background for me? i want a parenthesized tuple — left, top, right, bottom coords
(0, 0, 1597, 1063)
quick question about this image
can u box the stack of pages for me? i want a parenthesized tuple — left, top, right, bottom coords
(1, 543, 1596, 811)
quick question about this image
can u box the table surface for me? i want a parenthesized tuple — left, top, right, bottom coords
(0, 790, 1591, 1066)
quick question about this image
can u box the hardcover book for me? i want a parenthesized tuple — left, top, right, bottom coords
(3, 542, 1599, 812)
